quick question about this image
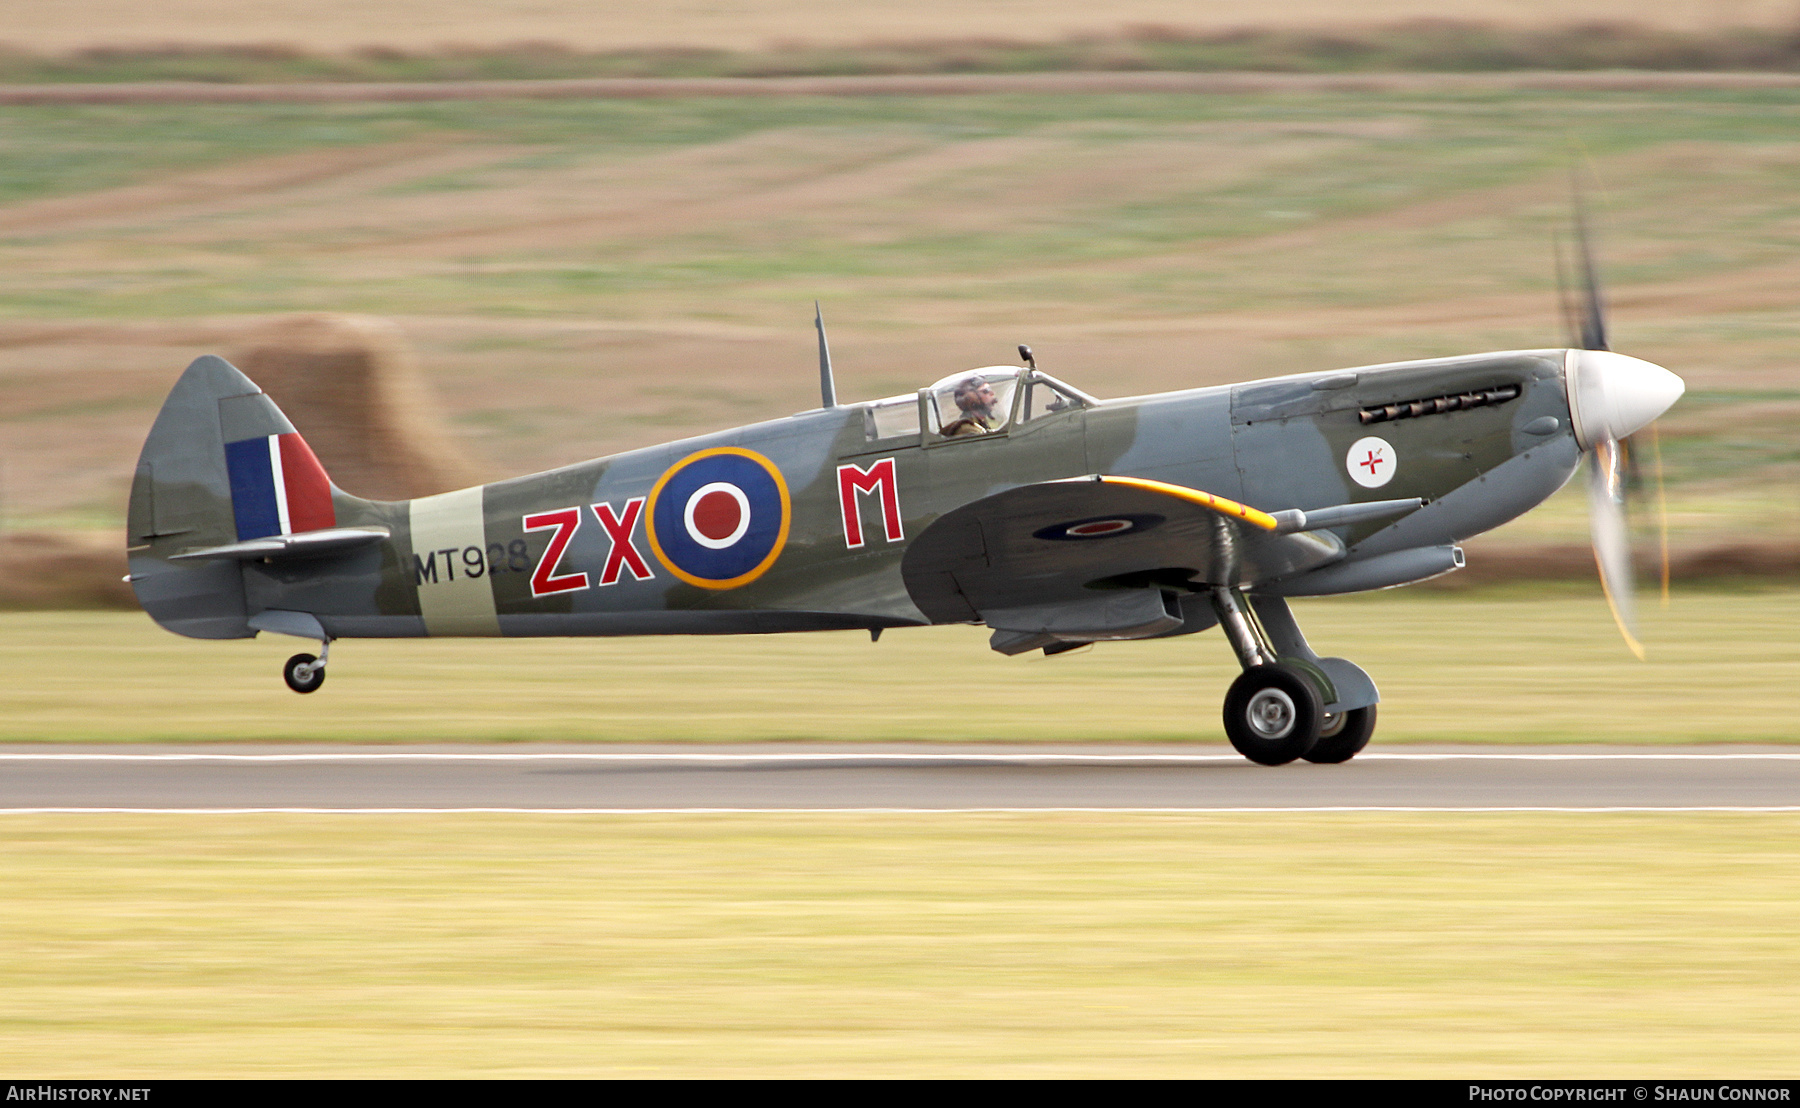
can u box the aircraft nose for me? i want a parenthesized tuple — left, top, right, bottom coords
(1566, 349, 1685, 448)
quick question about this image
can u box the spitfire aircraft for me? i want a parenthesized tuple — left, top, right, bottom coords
(126, 244, 1684, 765)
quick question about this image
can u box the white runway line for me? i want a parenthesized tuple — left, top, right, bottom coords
(3, 751, 1800, 763)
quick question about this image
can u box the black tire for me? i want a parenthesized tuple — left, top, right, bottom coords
(1303, 705, 1377, 764)
(283, 653, 325, 694)
(1222, 664, 1322, 766)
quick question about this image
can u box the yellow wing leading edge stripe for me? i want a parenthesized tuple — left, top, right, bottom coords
(1095, 475, 1280, 532)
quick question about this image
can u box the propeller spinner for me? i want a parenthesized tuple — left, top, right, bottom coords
(1560, 207, 1684, 657)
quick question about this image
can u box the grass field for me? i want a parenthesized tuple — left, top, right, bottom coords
(12, 31, 1800, 83)
(3, 589, 1796, 744)
(2, 86, 1798, 557)
(1, 812, 1795, 1076)
(7, 2, 1793, 55)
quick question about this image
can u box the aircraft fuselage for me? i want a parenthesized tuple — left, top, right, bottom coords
(156, 347, 1579, 642)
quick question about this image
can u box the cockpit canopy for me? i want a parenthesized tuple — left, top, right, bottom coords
(862, 366, 1092, 444)
(928, 367, 1020, 436)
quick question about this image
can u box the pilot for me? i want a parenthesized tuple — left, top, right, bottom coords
(941, 376, 1002, 437)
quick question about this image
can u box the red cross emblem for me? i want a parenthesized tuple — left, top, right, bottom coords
(1348, 436, 1397, 487)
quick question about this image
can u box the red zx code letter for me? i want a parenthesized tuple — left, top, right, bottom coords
(522, 507, 589, 597)
(591, 498, 654, 585)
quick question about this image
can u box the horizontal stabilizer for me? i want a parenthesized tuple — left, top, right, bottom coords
(170, 526, 389, 563)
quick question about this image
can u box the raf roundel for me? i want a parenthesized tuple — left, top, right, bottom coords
(1346, 436, 1398, 489)
(1065, 519, 1133, 537)
(646, 448, 791, 588)
(1031, 513, 1164, 542)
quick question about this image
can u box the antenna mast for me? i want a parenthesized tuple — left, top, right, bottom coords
(814, 302, 837, 409)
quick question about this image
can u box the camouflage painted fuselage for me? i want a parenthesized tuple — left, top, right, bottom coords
(128, 348, 1579, 642)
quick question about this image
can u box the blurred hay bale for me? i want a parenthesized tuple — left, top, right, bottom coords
(230, 314, 479, 501)
(0, 532, 133, 609)
(1670, 542, 1800, 580)
(1427, 543, 1598, 589)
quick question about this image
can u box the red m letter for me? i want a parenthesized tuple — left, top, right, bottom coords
(522, 507, 589, 597)
(838, 458, 903, 549)
(591, 498, 654, 585)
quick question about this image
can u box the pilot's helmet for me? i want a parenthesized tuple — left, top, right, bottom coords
(953, 376, 994, 412)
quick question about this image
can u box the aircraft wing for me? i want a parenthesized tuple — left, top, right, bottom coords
(901, 475, 1405, 623)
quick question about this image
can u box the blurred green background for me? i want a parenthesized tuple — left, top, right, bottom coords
(3, 85, 1797, 557)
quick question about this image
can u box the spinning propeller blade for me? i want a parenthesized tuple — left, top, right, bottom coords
(1571, 196, 1609, 353)
(1559, 189, 1683, 654)
(1587, 436, 1643, 659)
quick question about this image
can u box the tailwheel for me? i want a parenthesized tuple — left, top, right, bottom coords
(283, 653, 325, 694)
(1303, 705, 1377, 764)
(1222, 663, 1323, 766)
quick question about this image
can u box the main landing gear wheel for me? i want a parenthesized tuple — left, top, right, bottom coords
(1303, 705, 1377, 764)
(1222, 664, 1322, 766)
(283, 653, 325, 694)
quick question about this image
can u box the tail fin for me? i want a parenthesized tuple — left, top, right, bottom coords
(127, 356, 352, 639)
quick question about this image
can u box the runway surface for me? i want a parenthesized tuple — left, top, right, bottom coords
(2, 745, 1798, 811)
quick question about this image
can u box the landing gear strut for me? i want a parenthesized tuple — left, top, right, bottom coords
(1209, 587, 1378, 766)
(283, 639, 330, 694)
